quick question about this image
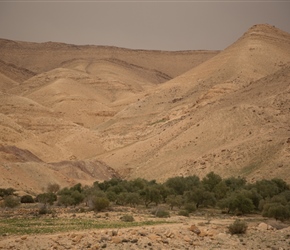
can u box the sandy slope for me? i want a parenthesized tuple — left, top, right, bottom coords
(0, 24, 290, 193)
(95, 24, 290, 182)
(0, 60, 35, 92)
(0, 35, 218, 192)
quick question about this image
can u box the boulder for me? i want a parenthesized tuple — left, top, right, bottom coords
(111, 237, 122, 244)
(258, 222, 270, 230)
(189, 225, 201, 235)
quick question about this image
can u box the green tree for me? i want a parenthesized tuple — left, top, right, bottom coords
(130, 178, 148, 191)
(184, 175, 200, 190)
(218, 192, 254, 214)
(96, 178, 123, 192)
(214, 181, 229, 200)
(224, 176, 246, 192)
(116, 192, 128, 206)
(271, 178, 289, 193)
(71, 190, 85, 205)
(70, 183, 83, 193)
(165, 176, 187, 195)
(280, 190, 290, 202)
(106, 191, 118, 202)
(107, 184, 126, 195)
(83, 187, 106, 207)
(125, 192, 141, 207)
(166, 195, 183, 210)
(36, 193, 57, 205)
(58, 195, 75, 207)
(58, 188, 84, 207)
(157, 184, 170, 203)
(202, 172, 222, 192)
(58, 187, 71, 196)
(140, 186, 162, 207)
(252, 180, 280, 199)
(184, 187, 216, 208)
(247, 188, 263, 209)
(262, 203, 290, 222)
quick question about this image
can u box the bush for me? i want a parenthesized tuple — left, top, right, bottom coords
(0, 188, 16, 197)
(20, 195, 34, 203)
(228, 219, 248, 235)
(152, 208, 170, 218)
(58, 195, 75, 207)
(47, 183, 60, 194)
(36, 192, 57, 205)
(184, 202, 197, 213)
(39, 205, 50, 215)
(92, 197, 110, 212)
(178, 210, 190, 217)
(120, 214, 134, 222)
(3, 195, 20, 208)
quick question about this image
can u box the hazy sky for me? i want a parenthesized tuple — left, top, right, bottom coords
(0, 1, 289, 51)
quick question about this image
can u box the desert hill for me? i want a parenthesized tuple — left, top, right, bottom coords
(0, 59, 35, 91)
(94, 24, 290, 182)
(0, 37, 218, 193)
(0, 24, 290, 194)
(0, 38, 217, 78)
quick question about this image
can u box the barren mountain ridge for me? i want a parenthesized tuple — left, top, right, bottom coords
(0, 24, 289, 194)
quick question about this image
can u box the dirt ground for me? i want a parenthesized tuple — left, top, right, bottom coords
(0, 206, 290, 250)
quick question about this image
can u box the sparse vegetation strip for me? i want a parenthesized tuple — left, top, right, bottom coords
(0, 217, 169, 236)
(1, 171, 290, 237)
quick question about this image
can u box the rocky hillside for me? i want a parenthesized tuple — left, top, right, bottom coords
(96, 24, 290, 182)
(0, 24, 289, 193)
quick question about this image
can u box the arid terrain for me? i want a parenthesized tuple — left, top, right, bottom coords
(1, 24, 290, 194)
(1, 23, 290, 249)
(0, 206, 290, 250)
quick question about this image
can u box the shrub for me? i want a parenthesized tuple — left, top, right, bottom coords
(120, 214, 134, 222)
(228, 219, 248, 235)
(47, 183, 60, 194)
(3, 195, 20, 208)
(39, 205, 50, 215)
(0, 188, 16, 197)
(20, 195, 34, 203)
(152, 208, 170, 218)
(58, 195, 75, 207)
(92, 197, 110, 212)
(178, 210, 190, 217)
(70, 190, 85, 205)
(184, 202, 197, 213)
(36, 192, 57, 205)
